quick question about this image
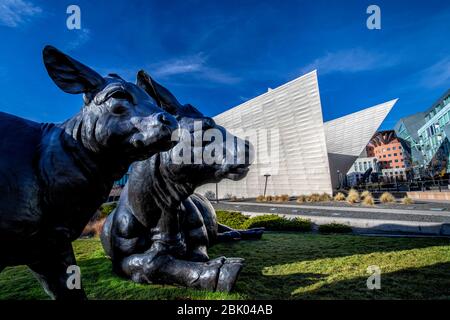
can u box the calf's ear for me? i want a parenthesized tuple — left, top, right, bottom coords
(136, 70, 182, 114)
(43, 45, 105, 94)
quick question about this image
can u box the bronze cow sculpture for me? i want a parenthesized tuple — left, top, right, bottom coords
(0, 47, 178, 299)
(101, 71, 262, 292)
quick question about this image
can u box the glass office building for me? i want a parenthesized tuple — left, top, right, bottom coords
(417, 89, 450, 175)
(395, 89, 450, 178)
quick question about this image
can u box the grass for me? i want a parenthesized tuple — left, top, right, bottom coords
(1, 233, 450, 299)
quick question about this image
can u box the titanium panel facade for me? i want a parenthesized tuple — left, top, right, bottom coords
(197, 70, 332, 198)
(325, 99, 397, 188)
(196, 72, 396, 198)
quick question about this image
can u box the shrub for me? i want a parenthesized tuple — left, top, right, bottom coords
(362, 194, 375, 206)
(318, 223, 352, 234)
(230, 195, 238, 201)
(296, 195, 307, 203)
(402, 196, 414, 205)
(215, 210, 313, 232)
(265, 195, 275, 202)
(99, 202, 117, 219)
(215, 210, 249, 229)
(204, 190, 216, 200)
(346, 189, 360, 204)
(334, 192, 346, 201)
(361, 190, 371, 200)
(380, 192, 396, 203)
(243, 214, 312, 232)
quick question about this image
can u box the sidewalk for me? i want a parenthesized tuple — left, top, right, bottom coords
(215, 201, 450, 236)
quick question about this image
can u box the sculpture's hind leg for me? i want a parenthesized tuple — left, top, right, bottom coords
(217, 223, 265, 241)
(28, 243, 87, 300)
(184, 194, 265, 246)
(120, 249, 244, 292)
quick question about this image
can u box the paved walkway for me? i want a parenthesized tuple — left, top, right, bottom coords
(215, 201, 450, 236)
(223, 201, 450, 216)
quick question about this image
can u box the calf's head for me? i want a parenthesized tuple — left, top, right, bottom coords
(43, 46, 178, 161)
(137, 71, 254, 187)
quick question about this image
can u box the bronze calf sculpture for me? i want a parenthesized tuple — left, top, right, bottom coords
(0, 47, 178, 299)
(101, 71, 262, 292)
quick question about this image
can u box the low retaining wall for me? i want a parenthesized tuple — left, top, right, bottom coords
(407, 191, 450, 201)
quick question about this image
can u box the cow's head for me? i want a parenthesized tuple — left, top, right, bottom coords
(137, 71, 253, 187)
(43, 46, 178, 161)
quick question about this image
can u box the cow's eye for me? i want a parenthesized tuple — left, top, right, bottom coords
(110, 90, 133, 102)
(111, 105, 128, 115)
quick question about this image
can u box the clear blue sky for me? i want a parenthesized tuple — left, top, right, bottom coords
(0, 0, 449, 129)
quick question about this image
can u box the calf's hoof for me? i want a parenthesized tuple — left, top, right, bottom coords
(193, 257, 244, 292)
(239, 228, 265, 240)
(216, 257, 244, 292)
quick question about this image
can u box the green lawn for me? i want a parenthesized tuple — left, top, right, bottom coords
(1, 233, 450, 299)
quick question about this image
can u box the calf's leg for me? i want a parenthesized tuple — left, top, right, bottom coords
(28, 243, 87, 300)
(120, 248, 243, 292)
(217, 223, 265, 242)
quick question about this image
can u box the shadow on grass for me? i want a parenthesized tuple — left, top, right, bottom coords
(0, 256, 243, 300)
(210, 233, 450, 268)
(292, 262, 450, 300)
(1, 234, 449, 300)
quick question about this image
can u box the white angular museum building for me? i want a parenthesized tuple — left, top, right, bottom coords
(197, 70, 397, 198)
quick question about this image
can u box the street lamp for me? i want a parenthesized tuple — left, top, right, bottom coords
(263, 174, 271, 197)
(337, 170, 341, 190)
(215, 182, 219, 204)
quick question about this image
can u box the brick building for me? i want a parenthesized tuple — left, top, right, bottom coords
(369, 130, 409, 181)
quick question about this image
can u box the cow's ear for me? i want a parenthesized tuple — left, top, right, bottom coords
(43, 45, 105, 94)
(136, 70, 181, 114)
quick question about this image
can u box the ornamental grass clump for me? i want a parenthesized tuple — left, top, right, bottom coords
(296, 195, 307, 203)
(275, 194, 290, 202)
(256, 195, 265, 202)
(307, 193, 321, 202)
(346, 189, 360, 204)
(334, 192, 346, 201)
(319, 193, 333, 202)
(360, 190, 371, 200)
(380, 192, 396, 203)
(401, 196, 414, 205)
(362, 194, 375, 206)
